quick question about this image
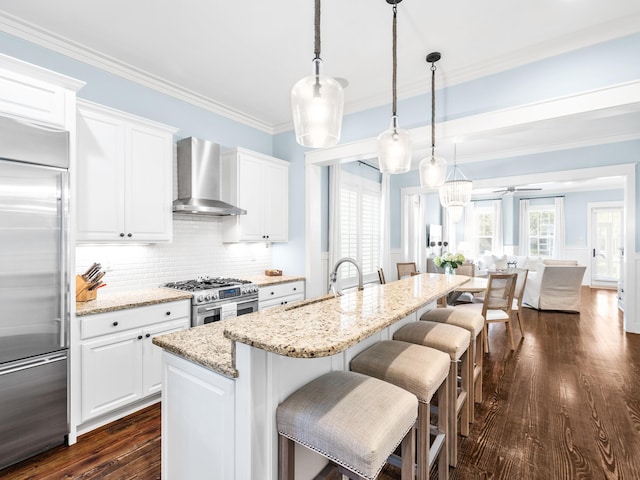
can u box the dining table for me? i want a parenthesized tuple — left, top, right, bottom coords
(441, 276, 488, 306)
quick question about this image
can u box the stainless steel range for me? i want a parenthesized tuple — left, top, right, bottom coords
(163, 276, 259, 326)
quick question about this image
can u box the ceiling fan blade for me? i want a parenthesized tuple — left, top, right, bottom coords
(515, 187, 543, 191)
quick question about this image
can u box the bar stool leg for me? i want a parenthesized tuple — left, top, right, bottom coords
(400, 426, 416, 480)
(278, 435, 294, 480)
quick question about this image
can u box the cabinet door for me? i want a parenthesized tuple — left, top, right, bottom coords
(263, 161, 288, 241)
(125, 122, 173, 242)
(76, 108, 126, 242)
(81, 331, 143, 422)
(237, 154, 266, 241)
(142, 318, 190, 396)
(0, 67, 66, 126)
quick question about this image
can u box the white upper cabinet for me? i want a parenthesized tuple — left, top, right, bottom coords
(76, 100, 177, 243)
(221, 147, 289, 242)
(0, 53, 84, 128)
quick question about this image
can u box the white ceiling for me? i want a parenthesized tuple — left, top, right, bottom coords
(1, 0, 640, 134)
(0, 1, 638, 194)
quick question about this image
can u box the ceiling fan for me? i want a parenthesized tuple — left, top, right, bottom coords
(493, 186, 543, 195)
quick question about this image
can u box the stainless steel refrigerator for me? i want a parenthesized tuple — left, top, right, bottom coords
(0, 116, 70, 470)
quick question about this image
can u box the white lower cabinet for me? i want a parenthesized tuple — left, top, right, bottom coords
(162, 351, 235, 480)
(79, 301, 189, 424)
(259, 280, 305, 310)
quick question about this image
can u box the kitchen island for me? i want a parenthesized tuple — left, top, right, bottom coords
(153, 273, 469, 480)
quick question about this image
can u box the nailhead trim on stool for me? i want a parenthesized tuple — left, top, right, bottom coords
(420, 307, 484, 422)
(394, 321, 470, 467)
(351, 340, 450, 480)
(276, 370, 418, 480)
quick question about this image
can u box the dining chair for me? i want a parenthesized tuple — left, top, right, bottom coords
(396, 262, 418, 280)
(456, 273, 517, 353)
(511, 268, 529, 337)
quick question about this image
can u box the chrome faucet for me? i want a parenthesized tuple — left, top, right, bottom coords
(329, 257, 364, 297)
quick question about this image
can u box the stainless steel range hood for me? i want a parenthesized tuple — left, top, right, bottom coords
(173, 137, 246, 216)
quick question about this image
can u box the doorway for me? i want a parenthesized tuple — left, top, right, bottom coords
(588, 202, 623, 288)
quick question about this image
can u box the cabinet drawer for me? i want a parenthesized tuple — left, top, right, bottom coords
(80, 301, 190, 340)
(258, 281, 305, 302)
(259, 293, 305, 310)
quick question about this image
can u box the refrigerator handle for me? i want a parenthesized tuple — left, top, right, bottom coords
(0, 353, 67, 376)
(59, 171, 70, 349)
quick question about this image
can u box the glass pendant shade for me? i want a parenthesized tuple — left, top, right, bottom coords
(377, 116, 412, 174)
(419, 154, 447, 188)
(291, 59, 344, 148)
(448, 205, 464, 223)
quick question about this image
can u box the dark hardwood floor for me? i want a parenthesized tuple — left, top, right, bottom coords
(2, 287, 639, 480)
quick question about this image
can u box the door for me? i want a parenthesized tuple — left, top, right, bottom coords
(0, 159, 68, 364)
(589, 203, 623, 287)
(237, 153, 265, 241)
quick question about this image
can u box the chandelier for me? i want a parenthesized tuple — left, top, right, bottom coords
(439, 145, 472, 222)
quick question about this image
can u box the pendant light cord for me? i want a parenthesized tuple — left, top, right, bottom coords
(314, 0, 321, 60)
(431, 62, 436, 156)
(392, 2, 398, 116)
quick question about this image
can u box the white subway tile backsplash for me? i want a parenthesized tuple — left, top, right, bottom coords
(76, 215, 273, 293)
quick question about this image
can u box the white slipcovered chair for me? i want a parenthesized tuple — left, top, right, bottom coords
(522, 260, 586, 312)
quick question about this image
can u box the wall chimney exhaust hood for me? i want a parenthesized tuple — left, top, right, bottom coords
(173, 137, 246, 216)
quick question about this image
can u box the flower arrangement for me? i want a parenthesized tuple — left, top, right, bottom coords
(434, 252, 466, 273)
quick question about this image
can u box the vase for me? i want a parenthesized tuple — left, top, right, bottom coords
(444, 264, 455, 275)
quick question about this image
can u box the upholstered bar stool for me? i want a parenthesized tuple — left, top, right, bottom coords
(276, 370, 417, 480)
(393, 321, 470, 467)
(420, 307, 484, 421)
(351, 341, 450, 480)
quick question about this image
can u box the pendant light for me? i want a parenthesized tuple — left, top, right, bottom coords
(291, 0, 344, 148)
(419, 52, 447, 188)
(377, 0, 412, 175)
(439, 144, 472, 221)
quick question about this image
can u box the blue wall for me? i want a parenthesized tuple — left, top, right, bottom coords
(2, 28, 639, 275)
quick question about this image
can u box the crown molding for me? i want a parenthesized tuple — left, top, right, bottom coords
(0, 12, 275, 134)
(325, 13, 640, 124)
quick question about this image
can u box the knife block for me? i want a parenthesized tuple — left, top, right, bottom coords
(76, 275, 97, 302)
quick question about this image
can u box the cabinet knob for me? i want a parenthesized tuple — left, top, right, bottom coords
(112, 321, 119, 326)
(127, 233, 133, 238)
(145, 333, 151, 338)
(166, 311, 171, 316)
(137, 335, 143, 340)
(119, 233, 125, 238)
(293, 287, 297, 291)
(270, 292, 274, 295)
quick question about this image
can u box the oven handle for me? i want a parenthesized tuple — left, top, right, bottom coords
(203, 306, 221, 312)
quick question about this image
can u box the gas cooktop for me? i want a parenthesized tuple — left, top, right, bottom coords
(163, 276, 252, 292)
(162, 276, 258, 306)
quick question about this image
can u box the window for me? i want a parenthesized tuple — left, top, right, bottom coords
(338, 172, 381, 284)
(474, 206, 494, 255)
(529, 206, 555, 257)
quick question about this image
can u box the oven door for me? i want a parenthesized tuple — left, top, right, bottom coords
(192, 297, 259, 327)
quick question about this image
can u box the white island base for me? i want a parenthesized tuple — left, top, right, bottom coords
(160, 304, 434, 480)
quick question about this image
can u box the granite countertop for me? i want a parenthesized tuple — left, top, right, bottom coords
(153, 321, 238, 378)
(242, 274, 305, 287)
(75, 288, 192, 316)
(153, 274, 469, 377)
(224, 273, 469, 358)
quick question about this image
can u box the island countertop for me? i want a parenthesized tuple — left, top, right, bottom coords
(224, 273, 469, 359)
(153, 273, 469, 376)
